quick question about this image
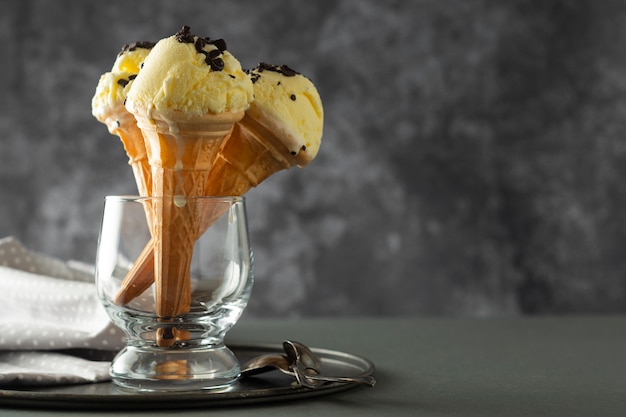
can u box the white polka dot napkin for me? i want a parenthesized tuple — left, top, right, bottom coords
(0, 351, 111, 386)
(0, 236, 125, 386)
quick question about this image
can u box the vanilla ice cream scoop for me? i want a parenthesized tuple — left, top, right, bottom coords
(91, 40, 156, 198)
(246, 63, 323, 165)
(91, 41, 154, 131)
(112, 41, 156, 73)
(125, 26, 253, 118)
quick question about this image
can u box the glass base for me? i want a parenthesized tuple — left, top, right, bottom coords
(110, 344, 240, 391)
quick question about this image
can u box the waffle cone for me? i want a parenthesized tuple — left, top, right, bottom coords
(205, 115, 295, 195)
(104, 105, 153, 308)
(134, 109, 244, 324)
(197, 113, 300, 233)
(100, 104, 151, 197)
(114, 239, 154, 306)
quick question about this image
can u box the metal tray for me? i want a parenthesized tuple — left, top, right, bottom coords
(0, 343, 375, 410)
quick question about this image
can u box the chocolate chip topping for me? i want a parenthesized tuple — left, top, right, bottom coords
(116, 74, 138, 88)
(246, 63, 301, 83)
(194, 37, 206, 51)
(211, 38, 227, 52)
(279, 65, 298, 77)
(175, 26, 195, 43)
(247, 70, 261, 84)
(118, 41, 156, 56)
(175, 26, 227, 71)
(258, 62, 300, 76)
(209, 57, 225, 71)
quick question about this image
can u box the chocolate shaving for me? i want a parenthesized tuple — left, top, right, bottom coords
(210, 38, 227, 52)
(207, 49, 221, 59)
(194, 37, 207, 52)
(279, 65, 298, 77)
(117, 74, 137, 88)
(255, 62, 300, 77)
(175, 26, 195, 43)
(199, 47, 224, 70)
(246, 69, 261, 83)
(175, 26, 226, 71)
(118, 41, 156, 56)
(246, 63, 301, 84)
(209, 57, 225, 71)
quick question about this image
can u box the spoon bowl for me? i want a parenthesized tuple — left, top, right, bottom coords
(240, 340, 376, 388)
(240, 354, 291, 377)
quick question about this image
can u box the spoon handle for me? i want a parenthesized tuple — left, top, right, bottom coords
(303, 373, 376, 387)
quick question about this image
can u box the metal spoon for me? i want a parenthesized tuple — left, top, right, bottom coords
(283, 340, 324, 388)
(240, 340, 376, 388)
(284, 340, 376, 387)
(240, 351, 320, 388)
(282, 340, 324, 388)
(240, 353, 292, 377)
(283, 340, 322, 373)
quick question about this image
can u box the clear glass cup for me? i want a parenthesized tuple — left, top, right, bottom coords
(95, 196, 253, 391)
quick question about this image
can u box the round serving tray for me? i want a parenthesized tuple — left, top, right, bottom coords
(0, 343, 375, 410)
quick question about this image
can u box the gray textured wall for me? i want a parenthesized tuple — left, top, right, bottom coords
(2, 0, 626, 317)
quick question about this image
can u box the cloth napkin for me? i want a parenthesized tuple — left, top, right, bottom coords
(0, 236, 125, 386)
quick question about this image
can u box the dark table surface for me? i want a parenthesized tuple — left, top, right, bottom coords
(1, 316, 626, 416)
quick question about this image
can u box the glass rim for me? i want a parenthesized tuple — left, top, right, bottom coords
(104, 195, 245, 203)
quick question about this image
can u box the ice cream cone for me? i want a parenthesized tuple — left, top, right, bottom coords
(197, 113, 301, 233)
(114, 240, 154, 306)
(92, 41, 154, 195)
(135, 108, 244, 327)
(205, 115, 294, 195)
(98, 104, 155, 307)
(99, 104, 152, 197)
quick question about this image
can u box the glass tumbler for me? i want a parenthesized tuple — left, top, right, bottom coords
(96, 196, 253, 391)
